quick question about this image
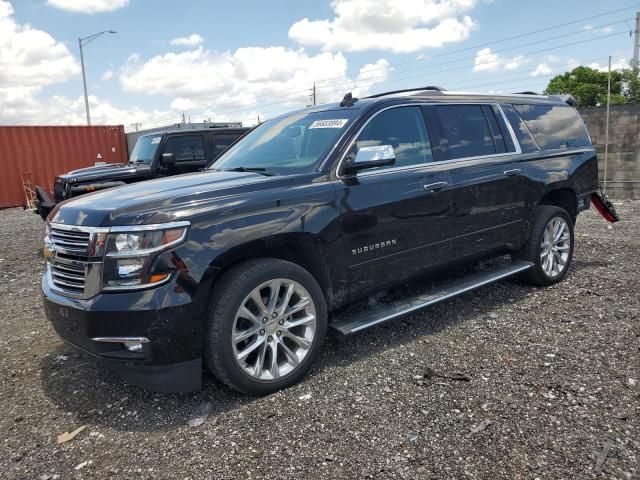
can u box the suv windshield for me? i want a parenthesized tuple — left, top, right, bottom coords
(130, 135, 162, 164)
(211, 110, 357, 174)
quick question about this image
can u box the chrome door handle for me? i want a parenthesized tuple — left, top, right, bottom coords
(503, 168, 522, 177)
(423, 181, 449, 192)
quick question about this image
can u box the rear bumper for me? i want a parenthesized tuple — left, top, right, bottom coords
(577, 191, 592, 213)
(42, 274, 204, 392)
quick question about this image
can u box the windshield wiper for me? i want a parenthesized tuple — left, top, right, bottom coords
(224, 166, 275, 176)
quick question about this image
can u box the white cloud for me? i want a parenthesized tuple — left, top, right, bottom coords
(100, 68, 114, 81)
(531, 63, 552, 77)
(583, 24, 613, 34)
(118, 45, 391, 123)
(588, 58, 629, 72)
(46, 0, 129, 14)
(0, 0, 81, 123)
(0, 1, 158, 127)
(289, 0, 477, 53)
(472, 48, 526, 72)
(566, 58, 580, 70)
(170, 34, 204, 47)
(2, 93, 172, 126)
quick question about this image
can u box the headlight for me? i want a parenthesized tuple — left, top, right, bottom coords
(102, 223, 189, 290)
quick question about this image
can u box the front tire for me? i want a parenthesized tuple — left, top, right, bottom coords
(517, 205, 574, 286)
(205, 258, 327, 395)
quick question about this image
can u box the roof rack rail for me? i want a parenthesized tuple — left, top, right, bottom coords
(365, 86, 446, 99)
(513, 91, 540, 95)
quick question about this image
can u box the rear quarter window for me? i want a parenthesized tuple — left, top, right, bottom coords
(513, 104, 591, 150)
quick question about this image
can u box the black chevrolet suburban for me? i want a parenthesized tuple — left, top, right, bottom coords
(42, 87, 618, 395)
(35, 127, 249, 219)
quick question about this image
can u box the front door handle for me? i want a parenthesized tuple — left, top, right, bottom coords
(503, 168, 522, 177)
(423, 181, 449, 193)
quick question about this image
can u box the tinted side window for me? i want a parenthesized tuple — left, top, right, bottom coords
(214, 133, 239, 157)
(356, 106, 432, 168)
(436, 105, 496, 159)
(500, 104, 538, 153)
(513, 104, 591, 149)
(164, 135, 205, 162)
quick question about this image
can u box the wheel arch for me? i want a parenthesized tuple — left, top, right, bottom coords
(537, 186, 578, 223)
(204, 233, 336, 308)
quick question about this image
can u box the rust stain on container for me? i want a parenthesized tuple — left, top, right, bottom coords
(0, 125, 127, 208)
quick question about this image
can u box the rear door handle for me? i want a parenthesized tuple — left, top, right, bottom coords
(423, 181, 449, 193)
(503, 168, 522, 177)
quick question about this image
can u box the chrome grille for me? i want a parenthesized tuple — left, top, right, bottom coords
(50, 256, 88, 294)
(50, 226, 90, 253)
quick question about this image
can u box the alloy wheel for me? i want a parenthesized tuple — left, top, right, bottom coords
(540, 217, 571, 278)
(231, 278, 317, 381)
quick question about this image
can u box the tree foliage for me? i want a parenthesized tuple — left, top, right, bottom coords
(544, 66, 640, 106)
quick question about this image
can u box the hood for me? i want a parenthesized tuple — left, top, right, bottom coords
(50, 170, 299, 227)
(57, 163, 145, 184)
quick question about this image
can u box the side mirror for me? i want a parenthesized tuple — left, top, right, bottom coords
(344, 145, 396, 173)
(161, 153, 176, 168)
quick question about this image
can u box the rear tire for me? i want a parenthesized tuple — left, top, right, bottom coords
(205, 258, 327, 395)
(517, 205, 574, 286)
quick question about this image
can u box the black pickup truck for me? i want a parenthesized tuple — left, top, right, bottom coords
(41, 87, 618, 394)
(35, 127, 249, 219)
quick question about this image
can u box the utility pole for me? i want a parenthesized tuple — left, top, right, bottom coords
(78, 30, 117, 125)
(312, 82, 316, 106)
(182, 112, 186, 124)
(79, 40, 90, 125)
(604, 55, 612, 194)
(633, 12, 640, 69)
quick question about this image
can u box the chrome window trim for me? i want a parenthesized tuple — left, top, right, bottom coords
(352, 151, 519, 179)
(334, 102, 523, 180)
(495, 104, 522, 155)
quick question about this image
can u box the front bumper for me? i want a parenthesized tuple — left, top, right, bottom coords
(35, 186, 56, 220)
(42, 273, 204, 392)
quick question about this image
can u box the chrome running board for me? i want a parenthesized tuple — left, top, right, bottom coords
(330, 260, 533, 335)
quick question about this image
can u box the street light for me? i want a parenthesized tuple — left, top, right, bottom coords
(78, 30, 117, 125)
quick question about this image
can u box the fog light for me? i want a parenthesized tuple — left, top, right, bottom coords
(123, 341, 143, 352)
(117, 258, 144, 277)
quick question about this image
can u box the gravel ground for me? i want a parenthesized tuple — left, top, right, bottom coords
(0, 203, 638, 480)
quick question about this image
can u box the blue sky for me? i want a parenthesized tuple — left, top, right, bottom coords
(1, 0, 638, 130)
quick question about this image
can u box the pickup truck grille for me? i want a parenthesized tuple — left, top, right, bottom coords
(50, 226, 90, 253)
(50, 256, 88, 295)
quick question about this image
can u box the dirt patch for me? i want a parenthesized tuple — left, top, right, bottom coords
(0, 203, 638, 479)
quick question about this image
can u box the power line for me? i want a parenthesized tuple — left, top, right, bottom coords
(133, 6, 639, 129)
(311, 18, 632, 94)
(148, 26, 629, 127)
(190, 31, 629, 121)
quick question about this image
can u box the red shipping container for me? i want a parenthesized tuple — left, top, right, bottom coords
(0, 125, 127, 208)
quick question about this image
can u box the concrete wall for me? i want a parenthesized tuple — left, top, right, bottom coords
(579, 104, 640, 199)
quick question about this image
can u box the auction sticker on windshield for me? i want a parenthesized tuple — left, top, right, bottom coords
(151, 137, 161, 144)
(309, 119, 349, 129)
